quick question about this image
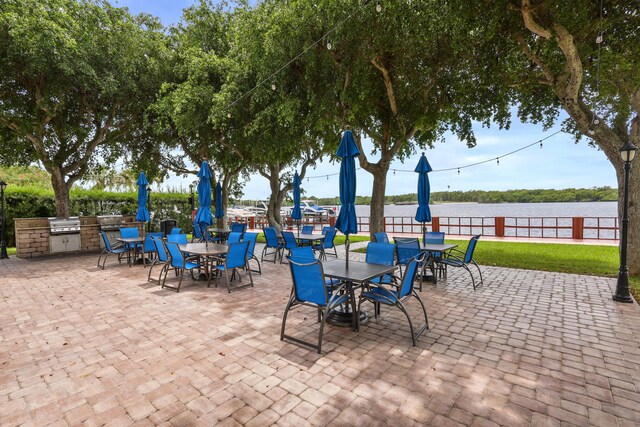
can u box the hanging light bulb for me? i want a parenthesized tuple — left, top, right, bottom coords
(596, 33, 603, 44)
(496, 158, 500, 165)
(376, 0, 382, 12)
(393, 169, 396, 175)
(540, 142, 543, 148)
(457, 168, 460, 175)
(588, 127, 595, 136)
(326, 175, 329, 180)
(326, 39, 332, 50)
(593, 118, 600, 125)
(307, 177, 310, 182)
(227, 112, 232, 118)
(271, 82, 276, 91)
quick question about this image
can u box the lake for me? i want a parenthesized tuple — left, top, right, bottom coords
(355, 201, 618, 218)
(353, 201, 619, 239)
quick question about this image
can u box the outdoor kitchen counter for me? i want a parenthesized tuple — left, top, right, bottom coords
(14, 216, 141, 258)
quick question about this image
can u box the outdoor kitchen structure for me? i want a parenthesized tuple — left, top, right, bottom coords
(14, 215, 141, 258)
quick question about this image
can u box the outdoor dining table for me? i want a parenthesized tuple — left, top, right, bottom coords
(116, 236, 146, 268)
(206, 227, 232, 243)
(321, 259, 398, 330)
(420, 242, 458, 284)
(178, 242, 228, 284)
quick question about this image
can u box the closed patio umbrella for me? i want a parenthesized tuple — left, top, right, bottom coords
(291, 172, 302, 236)
(335, 129, 360, 268)
(194, 161, 214, 226)
(214, 182, 224, 219)
(135, 172, 150, 224)
(415, 152, 433, 237)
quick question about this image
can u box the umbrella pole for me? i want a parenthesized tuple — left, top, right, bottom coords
(422, 223, 426, 240)
(345, 235, 350, 269)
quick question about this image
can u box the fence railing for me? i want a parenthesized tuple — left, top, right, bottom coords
(247, 215, 620, 241)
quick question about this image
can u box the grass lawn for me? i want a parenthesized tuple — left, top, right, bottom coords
(355, 239, 640, 302)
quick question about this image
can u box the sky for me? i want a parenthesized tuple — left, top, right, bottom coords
(113, 0, 618, 199)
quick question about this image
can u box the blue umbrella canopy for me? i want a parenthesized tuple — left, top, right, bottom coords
(291, 172, 302, 221)
(335, 130, 360, 236)
(194, 161, 214, 225)
(135, 172, 150, 222)
(414, 153, 433, 224)
(214, 182, 224, 219)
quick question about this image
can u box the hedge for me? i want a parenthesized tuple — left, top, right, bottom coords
(2, 187, 192, 247)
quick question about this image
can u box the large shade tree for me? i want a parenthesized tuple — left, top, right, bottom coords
(0, 0, 168, 216)
(481, 0, 640, 272)
(263, 0, 511, 235)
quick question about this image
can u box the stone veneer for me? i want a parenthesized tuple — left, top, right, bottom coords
(14, 216, 142, 258)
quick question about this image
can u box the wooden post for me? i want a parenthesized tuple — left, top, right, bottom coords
(329, 216, 336, 227)
(431, 217, 440, 232)
(572, 217, 584, 239)
(495, 217, 505, 237)
(249, 216, 255, 230)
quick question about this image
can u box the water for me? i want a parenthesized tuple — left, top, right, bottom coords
(355, 201, 617, 218)
(353, 201, 619, 239)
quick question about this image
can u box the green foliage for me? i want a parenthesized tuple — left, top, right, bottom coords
(0, 166, 53, 190)
(2, 187, 191, 247)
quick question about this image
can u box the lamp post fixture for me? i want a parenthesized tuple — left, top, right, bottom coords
(147, 185, 152, 232)
(613, 141, 638, 303)
(0, 180, 7, 259)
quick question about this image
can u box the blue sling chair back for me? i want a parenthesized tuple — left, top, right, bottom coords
(211, 240, 253, 293)
(313, 228, 337, 260)
(148, 236, 170, 283)
(262, 227, 284, 263)
(166, 233, 188, 244)
(394, 237, 427, 291)
(281, 258, 354, 353)
(424, 231, 446, 278)
(97, 231, 128, 269)
(162, 241, 201, 292)
(373, 232, 390, 244)
(439, 235, 483, 290)
(358, 253, 429, 346)
(281, 231, 298, 263)
(243, 232, 261, 274)
(365, 242, 397, 286)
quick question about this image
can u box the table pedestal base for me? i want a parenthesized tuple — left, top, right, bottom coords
(327, 305, 368, 328)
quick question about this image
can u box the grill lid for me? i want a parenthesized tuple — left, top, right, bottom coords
(97, 215, 125, 230)
(48, 217, 81, 234)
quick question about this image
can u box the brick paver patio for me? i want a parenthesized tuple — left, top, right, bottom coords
(2, 246, 640, 426)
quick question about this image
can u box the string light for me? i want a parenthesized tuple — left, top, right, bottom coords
(271, 83, 276, 91)
(496, 158, 500, 165)
(326, 175, 329, 180)
(376, 0, 382, 12)
(227, 112, 231, 118)
(540, 142, 543, 148)
(393, 169, 396, 175)
(589, 0, 604, 138)
(458, 168, 460, 175)
(326, 38, 332, 50)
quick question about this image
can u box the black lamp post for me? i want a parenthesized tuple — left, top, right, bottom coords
(189, 183, 195, 211)
(0, 180, 7, 259)
(146, 185, 152, 232)
(613, 141, 638, 303)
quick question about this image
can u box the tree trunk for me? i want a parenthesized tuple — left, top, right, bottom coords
(221, 181, 229, 229)
(369, 166, 389, 238)
(50, 167, 72, 217)
(267, 172, 284, 231)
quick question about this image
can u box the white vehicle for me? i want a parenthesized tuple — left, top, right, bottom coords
(227, 206, 256, 219)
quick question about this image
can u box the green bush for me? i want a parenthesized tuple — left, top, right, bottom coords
(3, 187, 192, 246)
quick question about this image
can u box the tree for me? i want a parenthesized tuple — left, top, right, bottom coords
(257, 0, 510, 236)
(483, 0, 640, 272)
(0, 0, 167, 216)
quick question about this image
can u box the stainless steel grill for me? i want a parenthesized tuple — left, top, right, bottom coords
(97, 215, 125, 231)
(48, 217, 81, 235)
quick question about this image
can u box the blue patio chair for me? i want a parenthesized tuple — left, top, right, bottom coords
(119, 227, 141, 263)
(358, 253, 429, 346)
(365, 242, 397, 286)
(262, 227, 284, 263)
(439, 235, 483, 290)
(321, 226, 333, 235)
(97, 231, 128, 269)
(281, 231, 298, 262)
(424, 231, 446, 278)
(373, 232, 390, 244)
(162, 241, 202, 292)
(227, 231, 242, 244)
(313, 228, 337, 260)
(166, 233, 188, 244)
(243, 232, 261, 274)
(281, 258, 354, 353)
(191, 223, 203, 242)
(211, 240, 253, 293)
(289, 246, 340, 288)
(395, 237, 426, 291)
(301, 225, 314, 234)
(143, 232, 162, 260)
(170, 227, 183, 234)
(230, 222, 246, 234)
(148, 236, 170, 283)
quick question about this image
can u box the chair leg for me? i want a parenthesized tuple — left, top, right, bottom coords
(225, 268, 231, 293)
(317, 309, 328, 354)
(148, 260, 159, 281)
(472, 261, 483, 287)
(247, 265, 254, 287)
(413, 292, 429, 333)
(396, 301, 417, 346)
(280, 296, 295, 341)
(462, 265, 476, 290)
